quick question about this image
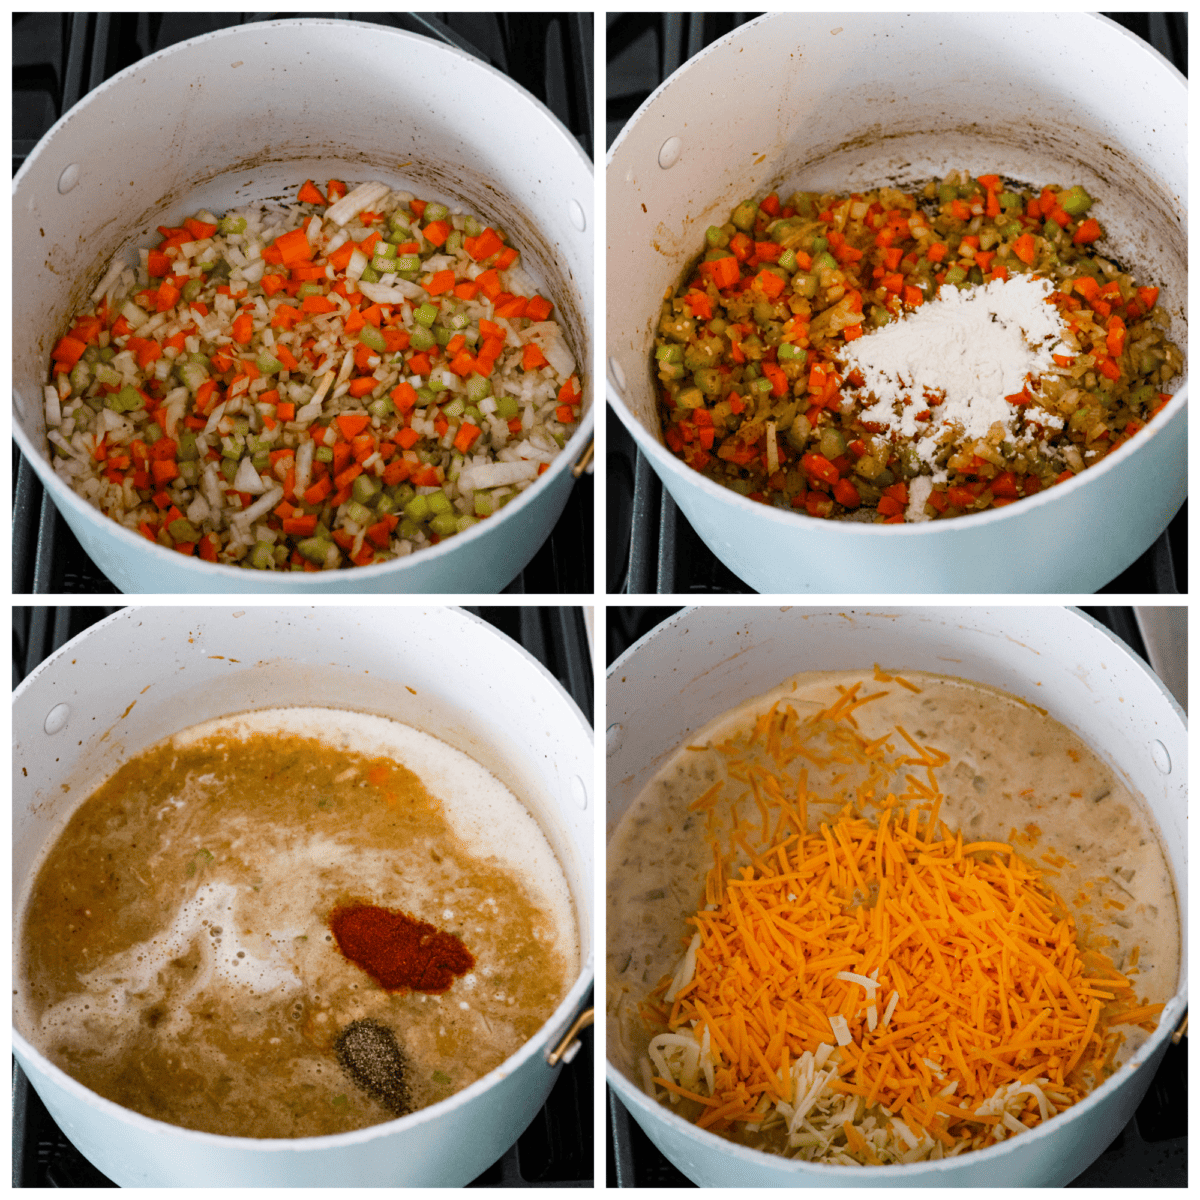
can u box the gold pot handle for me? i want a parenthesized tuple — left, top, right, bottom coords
(548, 1007, 594, 1066)
(1171, 1011, 1187, 1044)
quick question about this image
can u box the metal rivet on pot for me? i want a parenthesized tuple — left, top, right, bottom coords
(1151, 739, 1171, 774)
(44, 703, 71, 735)
(606, 722, 623, 754)
(608, 358, 627, 393)
(568, 198, 586, 232)
(571, 773, 588, 810)
(57, 164, 81, 194)
(658, 136, 682, 169)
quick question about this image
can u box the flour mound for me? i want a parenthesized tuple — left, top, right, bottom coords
(837, 276, 1068, 472)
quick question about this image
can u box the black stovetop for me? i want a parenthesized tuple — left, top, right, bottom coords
(12, 605, 594, 1188)
(13, 12, 593, 595)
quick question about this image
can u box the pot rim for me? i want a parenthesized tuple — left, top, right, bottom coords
(13, 603, 596, 1151)
(604, 8, 1186, 543)
(605, 604, 1187, 1179)
(13, 16, 594, 589)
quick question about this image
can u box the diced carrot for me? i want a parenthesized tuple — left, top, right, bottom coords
(304, 476, 332, 505)
(453, 423, 482, 453)
(522, 343, 548, 371)
(335, 414, 371, 439)
(297, 179, 327, 205)
(464, 226, 504, 261)
(525, 294, 553, 321)
(283, 514, 318, 537)
(147, 249, 172, 277)
(699, 256, 740, 291)
(425, 269, 455, 296)
(453, 280, 479, 301)
(558, 375, 582, 405)
(407, 352, 432, 375)
(51, 336, 87, 367)
(274, 227, 315, 266)
(348, 377, 378, 397)
(276, 402, 295, 420)
(300, 294, 337, 314)
(1012, 233, 1037, 265)
(151, 460, 179, 485)
(231, 311, 254, 344)
(422, 219, 451, 247)
(1073, 218, 1101, 246)
(396, 427, 421, 450)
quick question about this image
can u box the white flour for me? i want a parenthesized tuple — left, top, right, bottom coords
(836, 276, 1068, 473)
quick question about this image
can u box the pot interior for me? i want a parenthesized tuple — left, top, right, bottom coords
(607, 12, 1186, 440)
(13, 19, 593, 561)
(14, 607, 594, 1137)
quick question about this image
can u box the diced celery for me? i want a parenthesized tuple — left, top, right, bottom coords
(250, 541, 274, 570)
(445, 230, 463, 255)
(178, 430, 198, 461)
(399, 518, 422, 539)
(297, 537, 332, 565)
(374, 241, 397, 260)
(315, 446, 334, 463)
(168, 518, 201, 543)
(465, 374, 492, 402)
(297, 282, 323, 299)
(410, 327, 436, 351)
(456, 514, 478, 534)
(474, 491, 494, 517)
(442, 397, 465, 419)
(218, 215, 247, 235)
(351, 474, 378, 504)
(182, 277, 204, 303)
(359, 324, 387, 353)
(429, 512, 459, 538)
(414, 303, 438, 328)
(360, 264, 380, 283)
(395, 254, 421, 272)
(496, 395, 519, 420)
(346, 500, 374, 526)
(424, 202, 449, 222)
(427, 492, 452, 516)
(404, 495, 430, 521)
(256, 352, 283, 374)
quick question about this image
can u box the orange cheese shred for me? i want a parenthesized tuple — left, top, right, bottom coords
(644, 683, 1165, 1163)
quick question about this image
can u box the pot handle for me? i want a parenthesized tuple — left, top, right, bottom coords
(1171, 1011, 1187, 1044)
(547, 1007, 594, 1066)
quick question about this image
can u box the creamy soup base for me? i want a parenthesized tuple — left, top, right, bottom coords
(18, 708, 578, 1138)
(608, 670, 1179, 1126)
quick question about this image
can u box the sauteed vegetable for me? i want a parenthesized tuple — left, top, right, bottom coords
(46, 180, 582, 569)
(654, 173, 1181, 522)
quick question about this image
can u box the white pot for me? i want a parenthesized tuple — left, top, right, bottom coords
(606, 606, 1186, 1186)
(13, 19, 593, 593)
(606, 13, 1186, 593)
(13, 606, 594, 1186)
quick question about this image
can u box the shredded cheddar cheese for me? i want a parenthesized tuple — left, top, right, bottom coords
(640, 684, 1165, 1166)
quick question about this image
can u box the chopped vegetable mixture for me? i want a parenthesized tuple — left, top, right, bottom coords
(654, 172, 1181, 522)
(47, 179, 583, 569)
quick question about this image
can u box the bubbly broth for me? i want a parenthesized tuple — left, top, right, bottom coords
(18, 708, 577, 1138)
(607, 670, 1178, 1089)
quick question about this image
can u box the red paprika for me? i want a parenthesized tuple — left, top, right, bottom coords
(329, 903, 475, 994)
